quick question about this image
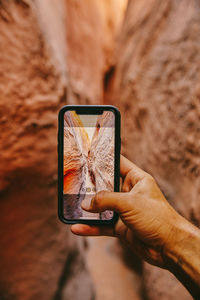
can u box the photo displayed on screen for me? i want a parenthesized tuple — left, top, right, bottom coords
(63, 110, 115, 220)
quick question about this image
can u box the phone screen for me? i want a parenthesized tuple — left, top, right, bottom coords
(63, 110, 115, 220)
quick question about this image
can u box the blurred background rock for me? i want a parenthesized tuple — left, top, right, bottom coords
(0, 0, 199, 299)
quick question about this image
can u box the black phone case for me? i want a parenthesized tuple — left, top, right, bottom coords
(58, 105, 120, 225)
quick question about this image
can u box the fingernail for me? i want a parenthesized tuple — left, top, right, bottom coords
(81, 200, 91, 210)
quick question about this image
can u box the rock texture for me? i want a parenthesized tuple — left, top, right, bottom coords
(63, 111, 114, 220)
(0, 1, 127, 300)
(0, 1, 93, 299)
(86, 236, 142, 300)
(89, 111, 115, 194)
(2, 0, 198, 299)
(65, 0, 127, 104)
(105, 0, 200, 298)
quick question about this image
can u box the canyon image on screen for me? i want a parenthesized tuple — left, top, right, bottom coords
(63, 110, 115, 220)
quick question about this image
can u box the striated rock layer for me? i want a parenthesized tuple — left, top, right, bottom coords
(105, 0, 200, 299)
(63, 111, 114, 220)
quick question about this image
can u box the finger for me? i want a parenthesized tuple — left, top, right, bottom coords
(71, 224, 114, 236)
(81, 190, 128, 213)
(120, 155, 134, 179)
(120, 154, 151, 184)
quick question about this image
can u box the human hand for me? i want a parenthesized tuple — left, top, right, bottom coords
(71, 155, 183, 268)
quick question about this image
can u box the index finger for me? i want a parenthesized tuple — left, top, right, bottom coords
(120, 154, 134, 179)
(70, 224, 114, 236)
(120, 154, 150, 182)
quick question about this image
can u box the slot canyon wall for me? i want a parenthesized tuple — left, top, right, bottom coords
(0, 0, 199, 300)
(105, 0, 200, 299)
(0, 1, 94, 299)
(0, 0, 126, 300)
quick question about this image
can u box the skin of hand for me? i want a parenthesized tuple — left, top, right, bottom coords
(71, 155, 200, 298)
(71, 155, 182, 267)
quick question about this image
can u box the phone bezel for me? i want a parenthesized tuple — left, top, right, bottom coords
(58, 105, 120, 225)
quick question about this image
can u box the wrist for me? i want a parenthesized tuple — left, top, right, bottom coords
(162, 212, 200, 285)
(162, 212, 189, 260)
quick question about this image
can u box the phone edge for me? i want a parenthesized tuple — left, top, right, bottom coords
(57, 105, 121, 225)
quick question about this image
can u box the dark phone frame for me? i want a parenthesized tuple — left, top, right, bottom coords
(58, 105, 120, 225)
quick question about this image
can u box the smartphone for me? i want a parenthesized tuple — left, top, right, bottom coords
(58, 105, 120, 224)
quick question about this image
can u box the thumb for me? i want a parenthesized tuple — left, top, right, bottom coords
(81, 190, 126, 213)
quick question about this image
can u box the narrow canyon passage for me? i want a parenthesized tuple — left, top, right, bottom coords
(78, 115, 100, 219)
(64, 111, 115, 220)
(0, 0, 198, 299)
(85, 236, 142, 300)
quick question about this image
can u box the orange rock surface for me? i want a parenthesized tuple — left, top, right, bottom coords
(63, 111, 114, 220)
(105, 0, 199, 298)
(0, 1, 127, 299)
(1, 0, 199, 299)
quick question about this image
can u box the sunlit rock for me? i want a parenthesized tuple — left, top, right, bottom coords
(63, 111, 114, 220)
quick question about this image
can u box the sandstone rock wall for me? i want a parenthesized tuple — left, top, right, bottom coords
(65, 0, 127, 104)
(0, 1, 92, 299)
(1, 0, 199, 299)
(0, 1, 127, 300)
(106, 0, 200, 299)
